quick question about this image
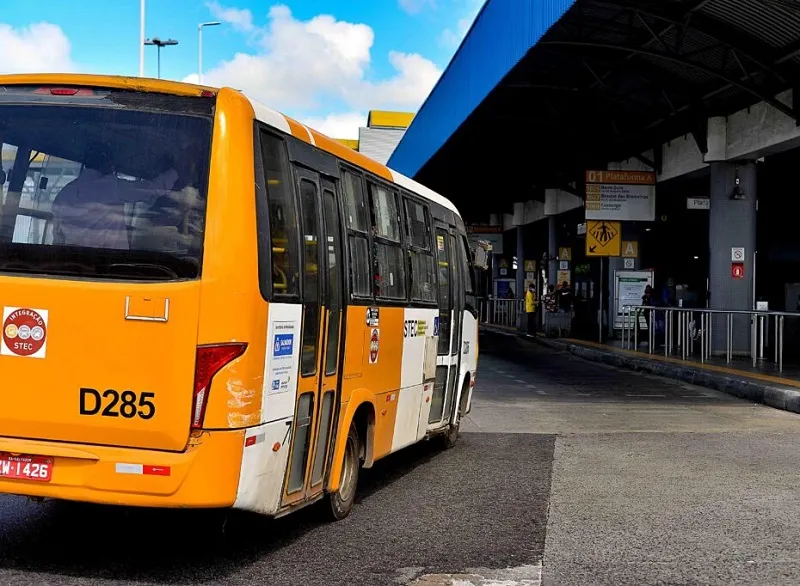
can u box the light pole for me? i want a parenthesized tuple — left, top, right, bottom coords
(198, 21, 220, 84)
(139, 0, 145, 76)
(144, 37, 178, 79)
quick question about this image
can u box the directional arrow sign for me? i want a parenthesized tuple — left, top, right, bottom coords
(585, 220, 621, 257)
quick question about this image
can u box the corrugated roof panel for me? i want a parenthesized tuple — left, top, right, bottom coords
(358, 127, 407, 166)
(703, 0, 800, 50)
(388, 0, 577, 177)
(367, 111, 415, 129)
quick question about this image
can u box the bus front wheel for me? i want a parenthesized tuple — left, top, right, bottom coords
(325, 422, 360, 521)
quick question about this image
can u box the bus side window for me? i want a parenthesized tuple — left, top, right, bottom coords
(459, 234, 477, 313)
(341, 169, 372, 299)
(368, 182, 406, 300)
(259, 131, 300, 298)
(405, 197, 436, 303)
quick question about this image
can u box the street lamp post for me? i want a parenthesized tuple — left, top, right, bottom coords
(198, 21, 220, 84)
(139, 0, 145, 76)
(144, 37, 179, 79)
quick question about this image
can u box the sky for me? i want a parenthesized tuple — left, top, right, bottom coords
(0, 0, 483, 139)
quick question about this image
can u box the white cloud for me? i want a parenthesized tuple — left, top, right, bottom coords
(350, 51, 441, 110)
(398, 0, 435, 14)
(0, 22, 75, 74)
(207, 0, 254, 32)
(441, 0, 483, 49)
(193, 4, 441, 138)
(301, 112, 366, 140)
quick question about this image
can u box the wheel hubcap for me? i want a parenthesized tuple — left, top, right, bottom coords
(339, 436, 357, 503)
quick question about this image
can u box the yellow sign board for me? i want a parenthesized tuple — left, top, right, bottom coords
(621, 240, 639, 258)
(585, 220, 621, 257)
(558, 247, 572, 261)
(524, 260, 536, 272)
(556, 270, 571, 286)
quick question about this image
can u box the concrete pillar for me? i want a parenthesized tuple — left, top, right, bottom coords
(709, 161, 757, 355)
(548, 216, 557, 289)
(516, 226, 524, 307)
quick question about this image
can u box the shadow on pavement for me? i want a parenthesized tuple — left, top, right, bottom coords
(0, 438, 445, 585)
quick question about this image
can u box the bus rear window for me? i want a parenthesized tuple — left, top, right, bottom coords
(0, 103, 212, 280)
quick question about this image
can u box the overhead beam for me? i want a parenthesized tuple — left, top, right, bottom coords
(589, 0, 793, 83)
(540, 40, 798, 120)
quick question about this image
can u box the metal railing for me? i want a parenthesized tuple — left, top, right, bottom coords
(620, 305, 798, 373)
(478, 297, 524, 329)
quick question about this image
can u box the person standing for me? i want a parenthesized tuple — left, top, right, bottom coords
(525, 283, 537, 337)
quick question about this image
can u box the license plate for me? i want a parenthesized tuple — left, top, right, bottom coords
(0, 452, 53, 482)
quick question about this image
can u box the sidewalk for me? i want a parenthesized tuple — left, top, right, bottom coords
(479, 323, 800, 415)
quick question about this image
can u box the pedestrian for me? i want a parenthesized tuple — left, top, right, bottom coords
(525, 283, 537, 337)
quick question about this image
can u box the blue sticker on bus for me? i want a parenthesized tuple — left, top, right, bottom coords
(271, 379, 281, 390)
(433, 317, 440, 336)
(273, 334, 294, 357)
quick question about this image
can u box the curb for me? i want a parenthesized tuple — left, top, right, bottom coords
(519, 333, 800, 415)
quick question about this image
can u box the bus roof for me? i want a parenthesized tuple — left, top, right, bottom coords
(0, 73, 461, 218)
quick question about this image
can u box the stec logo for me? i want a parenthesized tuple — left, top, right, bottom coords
(403, 319, 427, 338)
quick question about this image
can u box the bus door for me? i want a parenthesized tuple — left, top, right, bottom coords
(428, 223, 463, 427)
(443, 229, 465, 423)
(282, 168, 344, 507)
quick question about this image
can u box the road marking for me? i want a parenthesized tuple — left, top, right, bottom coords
(626, 394, 666, 397)
(514, 379, 526, 384)
(536, 390, 546, 395)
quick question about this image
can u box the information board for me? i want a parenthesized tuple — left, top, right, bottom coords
(585, 170, 656, 222)
(613, 270, 654, 329)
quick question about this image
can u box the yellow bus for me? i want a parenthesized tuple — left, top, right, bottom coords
(0, 74, 478, 520)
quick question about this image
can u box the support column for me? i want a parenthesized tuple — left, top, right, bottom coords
(548, 216, 557, 287)
(709, 161, 757, 355)
(516, 225, 525, 305)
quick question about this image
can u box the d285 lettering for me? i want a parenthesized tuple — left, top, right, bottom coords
(80, 388, 155, 420)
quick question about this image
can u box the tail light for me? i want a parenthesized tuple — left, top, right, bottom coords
(192, 343, 247, 429)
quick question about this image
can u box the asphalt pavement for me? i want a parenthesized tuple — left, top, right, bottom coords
(1, 330, 799, 585)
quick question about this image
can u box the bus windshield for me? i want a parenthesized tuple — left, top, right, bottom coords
(0, 99, 212, 280)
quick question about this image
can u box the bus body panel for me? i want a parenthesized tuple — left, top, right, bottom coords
(0, 278, 201, 452)
(458, 310, 479, 417)
(193, 88, 267, 431)
(0, 429, 243, 507)
(231, 302, 301, 515)
(392, 306, 439, 452)
(339, 305, 407, 461)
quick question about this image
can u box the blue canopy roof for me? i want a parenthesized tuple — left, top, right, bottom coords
(387, 0, 577, 177)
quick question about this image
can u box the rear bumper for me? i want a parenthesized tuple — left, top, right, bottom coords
(0, 429, 245, 508)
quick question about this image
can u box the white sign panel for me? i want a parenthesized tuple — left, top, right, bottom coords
(687, 197, 710, 210)
(614, 270, 654, 329)
(267, 319, 298, 394)
(731, 247, 745, 262)
(559, 260, 569, 270)
(585, 170, 656, 222)
(624, 258, 635, 269)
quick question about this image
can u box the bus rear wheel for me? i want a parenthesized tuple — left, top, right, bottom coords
(324, 422, 360, 521)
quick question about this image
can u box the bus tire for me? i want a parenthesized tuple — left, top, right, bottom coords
(325, 422, 360, 521)
(441, 419, 459, 449)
